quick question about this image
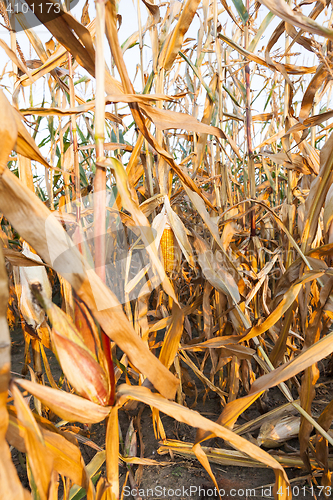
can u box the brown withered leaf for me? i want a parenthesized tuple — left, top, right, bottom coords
(140, 104, 236, 144)
(141, 0, 160, 22)
(117, 385, 291, 500)
(218, 33, 316, 74)
(3, 248, 45, 267)
(158, 0, 201, 72)
(241, 270, 325, 342)
(81, 0, 90, 26)
(24, 0, 95, 76)
(299, 65, 328, 122)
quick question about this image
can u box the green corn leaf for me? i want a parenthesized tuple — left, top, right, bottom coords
(231, 0, 249, 24)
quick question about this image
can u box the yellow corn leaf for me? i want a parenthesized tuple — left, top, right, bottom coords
(241, 271, 325, 342)
(159, 303, 184, 369)
(220, 328, 333, 428)
(0, 242, 31, 499)
(193, 443, 220, 495)
(15, 378, 111, 423)
(7, 408, 94, 498)
(13, 106, 51, 169)
(0, 90, 17, 171)
(301, 132, 333, 252)
(106, 406, 119, 500)
(0, 395, 31, 500)
(116, 384, 291, 500)
(12, 383, 54, 500)
(159, 0, 201, 71)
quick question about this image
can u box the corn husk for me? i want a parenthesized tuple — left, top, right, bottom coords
(258, 416, 301, 448)
(14, 242, 52, 328)
(152, 197, 193, 274)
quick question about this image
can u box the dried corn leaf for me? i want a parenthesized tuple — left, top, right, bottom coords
(117, 384, 291, 499)
(12, 383, 54, 500)
(259, 0, 333, 40)
(15, 378, 111, 424)
(159, 0, 201, 71)
(0, 165, 178, 398)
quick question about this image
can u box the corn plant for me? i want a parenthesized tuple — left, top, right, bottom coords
(1, 0, 333, 499)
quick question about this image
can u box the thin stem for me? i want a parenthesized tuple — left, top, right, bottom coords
(244, 0, 255, 237)
(68, 54, 81, 223)
(94, 0, 106, 283)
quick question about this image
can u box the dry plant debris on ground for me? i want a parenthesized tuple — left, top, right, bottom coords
(2, 0, 333, 499)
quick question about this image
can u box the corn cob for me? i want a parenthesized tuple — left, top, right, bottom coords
(160, 221, 176, 274)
